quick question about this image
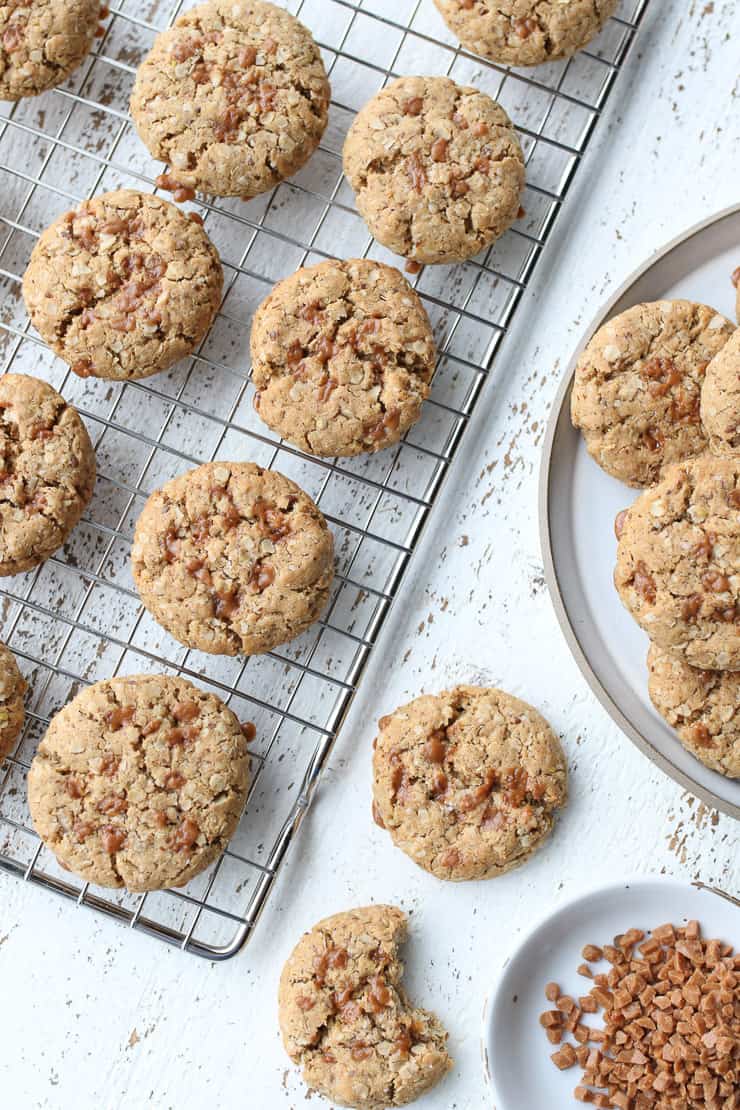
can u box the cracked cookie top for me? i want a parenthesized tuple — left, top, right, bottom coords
(701, 328, 740, 457)
(615, 455, 740, 671)
(132, 461, 334, 657)
(0, 373, 95, 576)
(0, 0, 101, 101)
(23, 189, 223, 382)
(130, 0, 330, 199)
(571, 300, 735, 488)
(279, 904, 452, 1110)
(0, 640, 26, 762)
(28, 673, 250, 891)
(432, 0, 618, 67)
(372, 685, 568, 882)
(647, 644, 740, 779)
(250, 259, 437, 458)
(343, 75, 525, 265)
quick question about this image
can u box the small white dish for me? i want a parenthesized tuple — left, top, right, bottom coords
(481, 876, 739, 1110)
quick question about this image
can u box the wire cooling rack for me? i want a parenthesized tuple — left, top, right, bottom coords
(0, 0, 650, 959)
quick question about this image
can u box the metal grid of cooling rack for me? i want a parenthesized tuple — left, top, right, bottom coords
(0, 0, 650, 959)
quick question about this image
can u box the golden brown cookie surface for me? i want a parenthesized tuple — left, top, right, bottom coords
(28, 674, 250, 891)
(279, 905, 452, 1109)
(130, 0, 330, 199)
(343, 76, 524, 265)
(251, 260, 436, 457)
(372, 685, 567, 881)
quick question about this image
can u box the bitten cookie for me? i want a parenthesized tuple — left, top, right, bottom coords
(614, 455, 740, 671)
(132, 462, 334, 656)
(0, 641, 26, 762)
(0, 0, 101, 101)
(0, 373, 95, 575)
(250, 260, 436, 457)
(23, 189, 223, 382)
(647, 644, 740, 779)
(372, 685, 567, 881)
(433, 1, 618, 67)
(701, 328, 740, 456)
(343, 75, 525, 265)
(571, 300, 735, 488)
(130, 0, 330, 199)
(279, 905, 452, 1109)
(28, 674, 250, 891)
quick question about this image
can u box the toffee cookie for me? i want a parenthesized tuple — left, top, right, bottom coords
(250, 260, 436, 457)
(647, 644, 740, 779)
(0, 0, 101, 101)
(432, 0, 618, 67)
(701, 328, 740, 456)
(279, 905, 452, 1109)
(132, 461, 334, 656)
(0, 373, 95, 576)
(23, 189, 223, 382)
(615, 455, 740, 671)
(0, 641, 26, 762)
(130, 0, 330, 200)
(343, 75, 525, 265)
(571, 300, 735, 488)
(28, 674, 250, 891)
(372, 685, 567, 882)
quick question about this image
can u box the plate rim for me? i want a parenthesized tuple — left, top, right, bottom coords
(538, 203, 740, 821)
(480, 873, 739, 1107)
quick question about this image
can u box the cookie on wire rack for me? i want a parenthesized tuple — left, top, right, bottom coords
(130, 0, 330, 200)
(28, 674, 250, 891)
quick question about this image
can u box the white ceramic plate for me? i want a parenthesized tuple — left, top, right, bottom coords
(482, 876, 739, 1109)
(540, 205, 740, 819)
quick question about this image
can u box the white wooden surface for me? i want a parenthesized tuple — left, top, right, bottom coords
(2, 2, 739, 1107)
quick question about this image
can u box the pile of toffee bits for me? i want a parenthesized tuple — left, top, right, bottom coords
(539, 921, 739, 1108)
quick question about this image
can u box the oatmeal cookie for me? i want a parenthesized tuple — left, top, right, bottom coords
(132, 461, 334, 656)
(614, 455, 740, 671)
(372, 685, 567, 882)
(250, 259, 436, 457)
(571, 300, 735, 488)
(432, 1, 618, 67)
(0, 373, 95, 576)
(343, 75, 525, 265)
(279, 904, 452, 1109)
(130, 0, 330, 199)
(23, 189, 223, 382)
(28, 674, 250, 890)
(701, 327, 740, 456)
(647, 644, 740, 779)
(0, 640, 26, 762)
(0, 0, 101, 101)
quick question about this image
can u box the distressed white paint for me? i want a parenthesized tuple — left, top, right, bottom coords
(1, 2, 739, 1108)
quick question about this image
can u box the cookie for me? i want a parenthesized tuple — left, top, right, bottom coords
(132, 461, 334, 656)
(647, 644, 740, 779)
(343, 75, 525, 265)
(250, 260, 437, 457)
(614, 455, 740, 671)
(433, 1, 618, 67)
(571, 300, 735, 488)
(0, 641, 26, 763)
(372, 685, 567, 882)
(0, 0, 101, 101)
(279, 904, 452, 1109)
(701, 328, 740, 456)
(28, 674, 250, 891)
(130, 0, 330, 200)
(23, 189, 223, 382)
(0, 373, 95, 576)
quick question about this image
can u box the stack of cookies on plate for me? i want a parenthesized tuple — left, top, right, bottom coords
(571, 298, 740, 780)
